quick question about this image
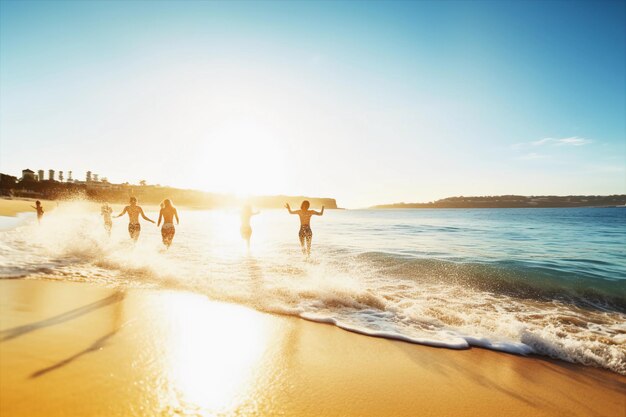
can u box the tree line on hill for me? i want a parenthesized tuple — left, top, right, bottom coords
(0, 173, 338, 209)
(371, 195, 626, 209)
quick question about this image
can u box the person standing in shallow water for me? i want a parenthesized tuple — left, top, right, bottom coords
(114, 197, 155, 241)
(240, 204, 260, 251)
(285, 200, 324, 256)
(157, 199, 179, 248)
(31, 200, 44, 224)
(101, 203, 113, 236)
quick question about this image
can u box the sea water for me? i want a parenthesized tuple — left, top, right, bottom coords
(1, 202, 624, 374)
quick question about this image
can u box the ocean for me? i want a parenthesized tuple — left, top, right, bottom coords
(1, 203, 625, 374)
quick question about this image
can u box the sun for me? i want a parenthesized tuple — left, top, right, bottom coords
(196, 118, 288, 197)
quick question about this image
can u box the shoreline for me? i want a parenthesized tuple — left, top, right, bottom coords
(368, 205, 624, 210)
(1, 279, 624, 417)
(0, 197, 336, 216)
(4, 196, 623, 214)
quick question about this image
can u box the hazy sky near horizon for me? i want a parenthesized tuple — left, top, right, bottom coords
(1, 0, 624, 208)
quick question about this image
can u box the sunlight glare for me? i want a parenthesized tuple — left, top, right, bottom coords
(162, 294, 270, 413)
(198, 119, 287, 196)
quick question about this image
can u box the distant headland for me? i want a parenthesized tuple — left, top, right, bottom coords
(371, 195, 626, 209)
(0, 168, 338, 209)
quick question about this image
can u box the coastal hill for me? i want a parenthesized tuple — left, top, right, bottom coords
(371, 195, 626, 209)
(0, 171, 338, 209)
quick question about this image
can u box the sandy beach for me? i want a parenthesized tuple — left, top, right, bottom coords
(1, 279, 624, 417)
(0, 198, 56, 217)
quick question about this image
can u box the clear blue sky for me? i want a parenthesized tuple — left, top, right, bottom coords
(1, 0, 624, 207)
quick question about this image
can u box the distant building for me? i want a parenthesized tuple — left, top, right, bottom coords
(48, 170, 55, 181)
(21, 169, 36, 181)
(68, 171, 73, 182)
(93, 174, 99, 182)
(59, 171, 64, 182)
(86, 181, 113, 190)
(86, 171, 92, 182)
(38, 170, 45, 182)
(1, 173, 18, 191)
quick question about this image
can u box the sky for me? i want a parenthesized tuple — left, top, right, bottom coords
(1, 0, 624, 208)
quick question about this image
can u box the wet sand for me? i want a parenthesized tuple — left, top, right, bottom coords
(1, 279, 624, 417)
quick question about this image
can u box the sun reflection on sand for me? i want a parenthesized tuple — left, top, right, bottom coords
(158, 293, 270, 414)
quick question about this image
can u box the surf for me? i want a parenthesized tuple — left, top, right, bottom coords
(0, 203, 625, 375)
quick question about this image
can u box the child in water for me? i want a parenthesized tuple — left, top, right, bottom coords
(101, 203, 113, 236)
(240, 204, 260, 250)
(31, 200, 44, 224)
(114, 197, 155, 241)
(285, 200, 324, 256)
(157, 199, 179, 248)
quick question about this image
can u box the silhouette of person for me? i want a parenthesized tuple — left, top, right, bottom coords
(285, 200, 324, 256)
(31, 200, 44, 224)
(240, 204, 260, 251)
(101, 203, 113, 236)
(157, 199, 179, 248)
(114, 197, 155, 241)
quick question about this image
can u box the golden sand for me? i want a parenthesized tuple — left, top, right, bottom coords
(0, 198, 56, 217)
(1, 279, 624, 417)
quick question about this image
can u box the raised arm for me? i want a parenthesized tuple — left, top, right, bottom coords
(314, 206, 325, 216)
(174, 209, 180, 225)
(285, 203, 297, 214)
(157, 209, 163, 227)
(114, 207, 128, 218)
(140, 207, 155, 223)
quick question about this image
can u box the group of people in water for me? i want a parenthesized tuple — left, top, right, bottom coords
(33, 197, 325, 255)
(99, 197, 180, 247)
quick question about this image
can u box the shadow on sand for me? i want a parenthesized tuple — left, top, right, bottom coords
(0, 291, 125, 343)
(29, 330, 120, 378)
(28, 290, 127, 378)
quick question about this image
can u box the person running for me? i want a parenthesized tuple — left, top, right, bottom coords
(285, 200, 324, 256)
(114, 197, 155, 241)
(240, 204, 260, 250)
(101, 203, 113, 236)
(31, 200, 44, 224)
(157, 199, 179, 248)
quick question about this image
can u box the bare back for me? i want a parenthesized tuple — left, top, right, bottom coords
(295, 210, 316, 226)
(124, 205, 142, 224)
(241, 212, 253, 228)
(101, 206, 112, 222)
(160, 207, 178, 224)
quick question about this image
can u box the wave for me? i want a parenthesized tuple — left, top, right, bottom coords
(353, 251, 626, 312)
